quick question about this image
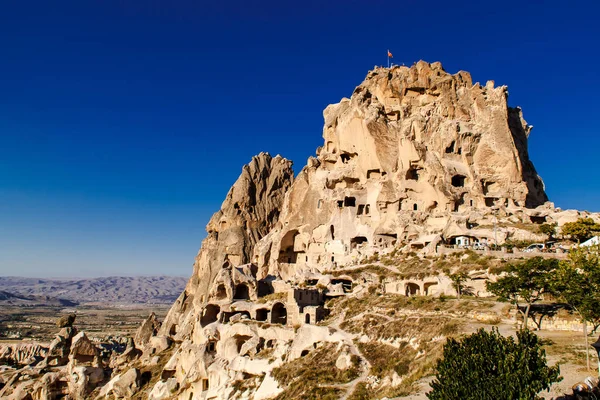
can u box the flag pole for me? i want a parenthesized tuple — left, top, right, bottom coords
(387, 49, 390, 68)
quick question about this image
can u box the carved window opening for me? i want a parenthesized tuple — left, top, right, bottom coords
(367, 169, 381, 179)
(233, 284, 250, 300)
(206, 341, 216, 353)
(271, 302, 287, 325)
(256, 309, 268, 322)
(350, 236, 368, 249)
(406, 168, 420, 181)
(451, 175, 466, 187)
(201, 304, 220, 327)
(344, 196, 356, 207)
(215, 284, 227, 300)
(405, 282, 420, 296)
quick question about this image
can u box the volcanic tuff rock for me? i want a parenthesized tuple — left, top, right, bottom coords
(135, 61, 572, 399)
(159, 152, 294, 337)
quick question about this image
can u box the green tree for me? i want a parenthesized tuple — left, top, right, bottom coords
(486, 257, 558, 329)
(538, 223, 557, 240)
(448, 272, 468, 300)
(551, 244, 600, 369)
(561, 218, 600, 243)
(428, 328, 561, 400)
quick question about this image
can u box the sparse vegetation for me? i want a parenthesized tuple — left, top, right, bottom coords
(256, 292, 287, 303)
(272, 343, 360, 400)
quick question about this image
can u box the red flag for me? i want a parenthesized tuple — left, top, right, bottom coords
(387, 50, 393, 58)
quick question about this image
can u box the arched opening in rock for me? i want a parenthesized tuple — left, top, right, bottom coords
(445, 141, 455, 153)
(301, 349, 309, 357)
(350, 236, 368, 249)
(161, 370, 175, 380)
(406, 168, 420, 181)
(305, 314, 311, 324)
(169, 324, 177, 336)
(271, 302, 287, 325)
(357, 204, 365, 215)
(530, 216, 547, 224)
(255, 309, 269, 322)
(141, 371, 153, 386)
(424, 282, 438, 296)
(257, 280, 273, 297)
(326, 141, 336, 153)
(330, 225, 335, 240)
(233, 284, 250, 300)
(405, 282, 420, 296)
(236, 335, 252, 353)
(365, 204, 370, 214)
(340, 153, 351, 164)
(413, 203, 418, 211)
(201, 304, 221, 327)
(451, 175, 466, 187)
(278, 230, 300, 263)
(215, 284, 227, 300)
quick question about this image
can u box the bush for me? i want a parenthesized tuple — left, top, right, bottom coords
(427, 328, 561, 400)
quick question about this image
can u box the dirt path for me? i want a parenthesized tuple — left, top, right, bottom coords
(322, 310, 372, 399)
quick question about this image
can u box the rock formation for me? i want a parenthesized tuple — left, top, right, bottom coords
(135, 61, 575, 399)
(3, 61, 600, 399)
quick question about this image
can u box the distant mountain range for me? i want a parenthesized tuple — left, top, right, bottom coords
(0, 290, 78, 307)
(0, 276, 187, 305)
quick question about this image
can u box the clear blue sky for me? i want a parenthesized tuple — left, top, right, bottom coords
(1, 1, 598, 278)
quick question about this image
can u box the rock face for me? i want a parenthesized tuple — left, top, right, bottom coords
(136, 61, 560, 399)
(251, 61, 549, 281)
(159, 152, 294, 339)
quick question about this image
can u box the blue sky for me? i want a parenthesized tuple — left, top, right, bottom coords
(1, 1, 599, 277)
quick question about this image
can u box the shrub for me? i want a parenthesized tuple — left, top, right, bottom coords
(428, 328, 561, 400)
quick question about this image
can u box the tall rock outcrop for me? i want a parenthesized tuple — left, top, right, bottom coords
(159, 152, 294, 339)
(251, 61, 548, 281)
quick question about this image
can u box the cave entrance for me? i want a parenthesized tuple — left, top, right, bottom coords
(201, 304, 221, 327)
(233, 284, 250, 300)
(271, 302, 287, 325)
